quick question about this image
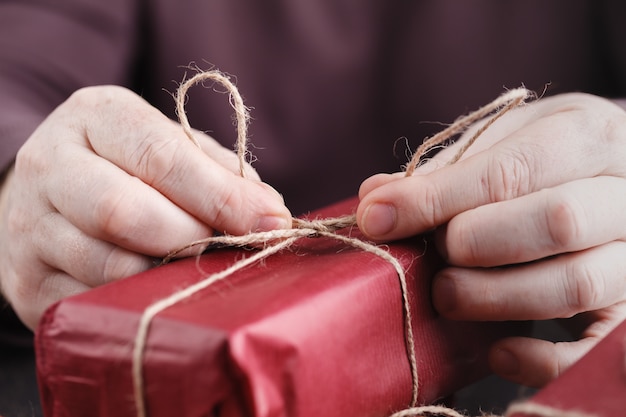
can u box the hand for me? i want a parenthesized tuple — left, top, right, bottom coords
(0, 86, 291, 330)
(356, 92, 626, 387)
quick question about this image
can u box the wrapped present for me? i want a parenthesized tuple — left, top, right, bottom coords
(36, 198, 524, 417)
(508, 317, 626, 417)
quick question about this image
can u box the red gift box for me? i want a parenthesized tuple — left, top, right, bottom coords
(36, 198, 522, 417)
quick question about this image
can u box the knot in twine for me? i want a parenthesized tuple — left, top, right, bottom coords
(132, 69, 536, 417)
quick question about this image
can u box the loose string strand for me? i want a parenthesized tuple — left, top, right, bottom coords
(404, 88, 531, 176)
(446, 91, 529, 166)
(162, 214, 359, 263)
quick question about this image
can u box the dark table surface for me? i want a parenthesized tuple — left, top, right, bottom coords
(0, 345, 42, 417)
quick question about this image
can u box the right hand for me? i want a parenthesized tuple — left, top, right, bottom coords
(357, 92, 626, 387)
(0, 85, 292, 330)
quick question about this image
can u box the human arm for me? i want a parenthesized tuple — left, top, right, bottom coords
(357, 92, 626, 387)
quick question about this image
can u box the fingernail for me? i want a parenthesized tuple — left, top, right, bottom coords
(254, 215, 291, 232)
(432, 275, 456, 315)
(493, 348, 520, 376)
(362, 203, 396, 237)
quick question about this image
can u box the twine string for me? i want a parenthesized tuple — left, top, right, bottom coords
(176, 69, 251, 178)
(404, 88, 530, 176)
(390, 402, 598, 417)
(132, 69, 531, 417)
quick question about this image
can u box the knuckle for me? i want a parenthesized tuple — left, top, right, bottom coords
(463, 230, 483, 266)
(66, 85, 133, 108)
(130, 132, 185, 187)
(206, 183, 244, 233)
(604, 109, 626, 144)
(448, 218, 482, 265)
(64, 86, 97, 108)
(67, 85, 149, 140)
(15, 140, 48, 181)
(102, 248, 150, 284)
(544, 192, 586, 250)
(65, 86, 110, 114)
(92, 179, 138, 240)
(478, 280, 507, 317)
(601, 109, 626, 171)
(6, 202, 31, 237)
(8, 271, 41, 320)
(484, 149, 533, 202)
(564, 259, 605, 313)
(413, 180, 443, 227)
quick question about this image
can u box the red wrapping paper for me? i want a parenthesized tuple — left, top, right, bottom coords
(510, 317, 626, 417)
(36, 199, 522, 417)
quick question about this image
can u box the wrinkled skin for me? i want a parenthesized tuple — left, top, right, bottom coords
(0, 86, 292, 330)
(357, 93, 626, 387)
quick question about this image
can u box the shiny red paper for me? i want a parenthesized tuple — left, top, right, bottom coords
(36, 199, 520, 417)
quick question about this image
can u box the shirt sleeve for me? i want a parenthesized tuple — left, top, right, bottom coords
(0, 0, 143, 171)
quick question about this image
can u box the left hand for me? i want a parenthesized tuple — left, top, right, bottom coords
(356, 92, 626, 387)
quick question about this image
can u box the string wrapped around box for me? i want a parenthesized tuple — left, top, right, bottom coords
(133, 69, 529, 417)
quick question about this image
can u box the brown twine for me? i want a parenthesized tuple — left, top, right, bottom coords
(176, 69, 251, 178)
(404, 88, 530, 176)
(131, 69, 531, 417)
(389, 401, 598, 417)
(390, 405, 468, 417)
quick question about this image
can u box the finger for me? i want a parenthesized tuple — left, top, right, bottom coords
(432, 242, 626, 321)
(4, 263, 90, 330)
(67, 86, 292, 235)
(438, 176, 626, 267)
(45, 145, 216, 257)
(488, 336, 598, 387)
(558, 301, 626, 341)
(357, 98, 626, 241)
(32, 270, 91, 330)
(192, 128, 262, 181)
(358, 174, 401, 199)
(33, 212, 155, 287)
